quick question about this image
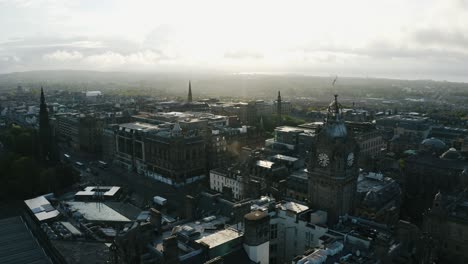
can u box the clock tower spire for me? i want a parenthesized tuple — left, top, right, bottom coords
(307, 94, 359, 224)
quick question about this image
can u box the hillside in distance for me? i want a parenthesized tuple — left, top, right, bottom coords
(1, 70, 467, 102)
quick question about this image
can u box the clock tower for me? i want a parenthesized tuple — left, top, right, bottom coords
(308, 95, 359, 224)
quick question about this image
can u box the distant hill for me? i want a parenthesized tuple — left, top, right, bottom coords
(1, 70, 467, 101)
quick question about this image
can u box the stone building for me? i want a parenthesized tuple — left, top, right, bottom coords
(347, 121, 386, 168)
(402, 146, 468, 223)
(355, 172, 401, 226)
(423, 189, 468, 263)
(209, 167, 245, 200)
(308, 95, 360, 224)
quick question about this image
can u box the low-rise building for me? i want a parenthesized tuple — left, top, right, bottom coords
(209, 168, 245, 200)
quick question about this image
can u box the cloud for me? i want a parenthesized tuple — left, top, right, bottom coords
(224, 50, 263, 60)
(2, 0, 468, 81)
(43, 50, 83, 61)
(38, 49, 173, 70)
(412, 28, 468, 49)
(1, 55, 20, 62)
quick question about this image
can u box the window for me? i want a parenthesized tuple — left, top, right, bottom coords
(270, 244, 277, 253)
(270, 224, 278, 239)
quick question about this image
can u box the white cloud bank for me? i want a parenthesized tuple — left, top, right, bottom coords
(1, 0, 468, 81)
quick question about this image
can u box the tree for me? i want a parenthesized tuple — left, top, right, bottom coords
(0, 125, 79, 199)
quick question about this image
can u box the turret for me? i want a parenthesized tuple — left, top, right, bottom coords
(243, 211, 270, 263)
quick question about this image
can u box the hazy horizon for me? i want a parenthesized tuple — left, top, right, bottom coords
(2, 1, 468, 82)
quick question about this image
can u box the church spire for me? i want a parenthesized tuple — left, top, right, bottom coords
(39, 87, 51, 163)
(40, 87, 45, 105)
(277, 90, 282, 126)
(39, 87, 49, 126)
(187, 81, 193, 103)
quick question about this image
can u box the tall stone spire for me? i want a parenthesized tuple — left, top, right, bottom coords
(39, 87, 51, 161)
(277, 90, 282, 126)
(187, 81, 193, 103)
(39, 87, 57, 164)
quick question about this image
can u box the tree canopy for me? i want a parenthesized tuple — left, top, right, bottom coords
(0, 126, 79, 200)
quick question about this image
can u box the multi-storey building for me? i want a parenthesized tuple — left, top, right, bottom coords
(273, 100, 292, 116)
(209, 168, 245, 200)
(286, 169, 308, 202)
(101, 124, 118, 162)
(355, 171, 401, 226)
(264, 126, 315, 155)
(114, 122, 207, 186)
(254, 100, 273, 117)
(54, 113, 80, 149)
(423, 189, 468, 263)
(347, 121, 386, 167)
(376, 114, 432, 140)
(429, 126, 468, 148)
(402, 146, 468, 223)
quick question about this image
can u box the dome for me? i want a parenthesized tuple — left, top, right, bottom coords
(440, 147, 462, 160)
(421, 137, 446, 150)
(363, 191, 379, 208)
(323, 94, 347, 138)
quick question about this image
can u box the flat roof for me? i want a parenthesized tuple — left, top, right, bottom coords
(195, 228, 242, 249)
(119, 122, 160, 131)
(24, 195, 60, 222)
(66, 202, 130, 222)
(256, 160, 274, 169)
(275, 126, 305, 132)
(290, 169, 308, 180)
(60, 222, 82, 236)
(272, 154, 299, 162)
(75, 186, 121, 197)
(278, 201, 309, 214)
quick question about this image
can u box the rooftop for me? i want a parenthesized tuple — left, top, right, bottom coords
(195, 228, 242, 249)
(0, 216, 52, 264)
(66, 202, 131, 222)
(51, 240, 110, 264)
(119, 122, 160, 132)
(275, 126, 307, 133)
(24, 194, 60, 222)
(290, 169, 308, 180)
(75, 186, 121, 197)
(245, 210, 268, 221)
(271, 154, 299, 162)
(277, 201, 309, 214)
(256, 160, 274, 169)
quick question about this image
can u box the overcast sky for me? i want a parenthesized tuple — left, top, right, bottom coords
(1, 0, 468, 81)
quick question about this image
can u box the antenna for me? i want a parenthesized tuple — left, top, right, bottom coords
(332, 75, 338, 95)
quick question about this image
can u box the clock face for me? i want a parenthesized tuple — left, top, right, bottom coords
(318, 153, 330, 167)
(347, 152, 354, 166)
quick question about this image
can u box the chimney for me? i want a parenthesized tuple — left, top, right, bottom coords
(163, 236, 179, 264)
(149, 208, 162, 232)
(185, 195, 196, 220)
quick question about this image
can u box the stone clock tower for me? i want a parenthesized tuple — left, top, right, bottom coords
(308, 95, 359, 224)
